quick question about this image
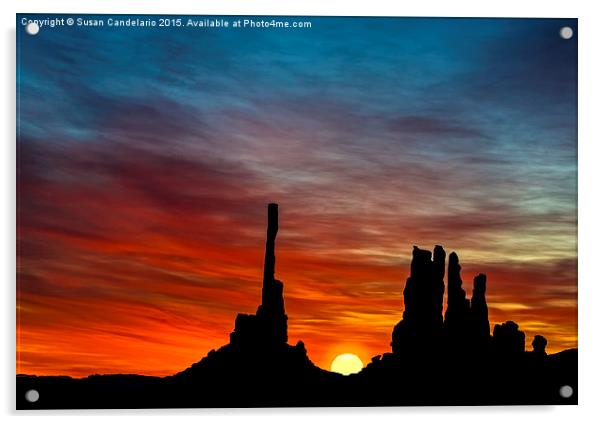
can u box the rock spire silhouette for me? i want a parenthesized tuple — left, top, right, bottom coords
(391, 246, 446, 354)
(391, 245, 492, 354)
(444, 251, 471, 342)
(230, 203, 288, 349)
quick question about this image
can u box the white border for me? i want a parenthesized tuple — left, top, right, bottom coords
(3, 1, 601, 423)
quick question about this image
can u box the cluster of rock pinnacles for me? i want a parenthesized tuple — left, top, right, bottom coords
(226, 203, 543, 366)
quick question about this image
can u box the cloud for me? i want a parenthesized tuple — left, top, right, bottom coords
(388, 115, 488, 139)
(17, 17, 577, 376)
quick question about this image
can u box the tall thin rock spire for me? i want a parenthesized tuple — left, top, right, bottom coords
(261, 203, 281, 312)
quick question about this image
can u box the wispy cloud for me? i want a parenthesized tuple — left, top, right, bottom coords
(17, 16, 577, 376)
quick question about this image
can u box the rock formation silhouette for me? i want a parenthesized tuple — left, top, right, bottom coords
(443, 251, 471, 343)
(16, 204, 577, 409)
(230, 203, 288, 349)
(471, 273, 490, 346)
(492, 320, 526, 356)
(392, 245, 492, 355)
(167, 203, 330, 407)
(391, 246, 445, 354)
(532, 335, 548, 357)
(365, 244, 575, 406)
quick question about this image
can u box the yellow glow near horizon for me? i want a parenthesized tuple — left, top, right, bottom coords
(330, 353, 364, 375)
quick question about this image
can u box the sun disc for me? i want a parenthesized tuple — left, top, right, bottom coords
(330, 353, 363, 375)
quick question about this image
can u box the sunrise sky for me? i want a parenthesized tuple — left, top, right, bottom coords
(17, 16, 577, 377)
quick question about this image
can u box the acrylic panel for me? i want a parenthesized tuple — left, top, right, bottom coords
(16, 14, 578, 408)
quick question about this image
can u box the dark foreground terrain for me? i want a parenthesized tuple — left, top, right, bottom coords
(17, 347, 576, 409)
(17, 204, 577, 409)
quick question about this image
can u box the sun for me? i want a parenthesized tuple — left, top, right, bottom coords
(330, 353, 364, 375)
